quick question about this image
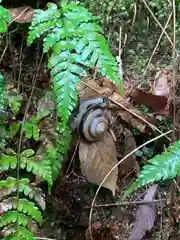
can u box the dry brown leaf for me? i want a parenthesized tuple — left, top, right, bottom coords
(130, 88, 169, 115)
(78, 77, 119, 100)
(153, 70, 170, 97)
(128, 184, 158, 240)
(9, 6, 34, 23)
(79, 131, 118, 196)
(109, 92, 154, 133)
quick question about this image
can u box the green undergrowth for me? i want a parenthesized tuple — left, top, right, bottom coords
(123, 140, 180, 199)
(0, 0, 122, 239)
(82, 0, 180, 77)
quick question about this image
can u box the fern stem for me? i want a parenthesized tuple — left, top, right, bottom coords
(15, 52, 44, 238)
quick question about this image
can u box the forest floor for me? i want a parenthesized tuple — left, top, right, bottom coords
(1, 6, 180, 240)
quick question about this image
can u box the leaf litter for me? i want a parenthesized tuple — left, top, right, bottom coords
(39, 70, 179, 240)
(0, 6, 179, 239)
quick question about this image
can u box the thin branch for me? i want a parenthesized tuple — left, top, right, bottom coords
(141, 0, 177, 53)
(143, 12, 172, 75)
(85, 199, 166, 209)
(172, 0, 176, 141)
(36, 238, 55, 240)
(88, 129, 172, 240)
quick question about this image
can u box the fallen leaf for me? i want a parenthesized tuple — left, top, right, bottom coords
(9, 6, 34, 23)
(119, 128, 140, 178)
(79, 131, 118, 196)
(128, 184, 158, 240)
(78, 77, 119, 100)
(130, 88, 169, 115)
(109, 92, 155, 133)
(153, 70, 170, 97)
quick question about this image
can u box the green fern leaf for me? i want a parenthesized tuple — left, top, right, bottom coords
(45, 123, 71, 179)
(8, 123, 20, 138)
(18, 226, 36, 240)
(2, 220, 37, 238)
(28, 19, 62, 46)
(62, 2, 94, 23)
(0, 4, 11, 33)
(20, 150, 53, 186)
(28, 0, 123, 123)
(23, 109, 50, 140)
(0, 211, 29, 228)
(123, 141, 180, 199)
(24, 122, 40, 140)
(53, 72, 79, 122)
(4, 92, 23, 114)
(0, 177, 46, 210)
(0, 151, 53, 186)
(31, 5, 60, 26)
(0, 197, 42, 223)
(0, 154, 17, 171)
(3, 226, 35, 240)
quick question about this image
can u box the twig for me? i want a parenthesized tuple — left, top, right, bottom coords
(10, 79, 43, 92)
(143, 12, 172, 75)
(65, 137, 80, 177)
(17, 36, 25, 91)
(80, 80, 171, 141)
(16, 49, 44, 237)
(141, 0, 177, 53)
(131, 3, 137, 28)
(172, 0, 176, 141)
(36, 238, 55, 240)
(85, 199, 166, 209)
(157, 191, 163, 238)
(88, 129, 172, 240)
(173, 179, 180, 193)
(0, 41, 8, 64)
(8, 7, 30, 26)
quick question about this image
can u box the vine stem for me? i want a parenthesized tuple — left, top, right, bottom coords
(15, 51, 44, 237)
(141, 0, 177, 52)
(143, 11, 172, 76)
(88, 129, 172, 240)
(172, 0, 176, 141)
(85, 198, 166, 209)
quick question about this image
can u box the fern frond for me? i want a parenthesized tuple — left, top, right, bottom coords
(28, 4, 61, 45)
(2, 222, 37, 239)
(27, 0, 123, 123)
(0, 150, 53, 186)
(0, 177, 46, 210)
(0, 2, 11, 33)
(123, 141, 180, 199)
(0, 197, 42, 223)
(0, 211, 30, 228)
(20, 149, 53, 186)
(44, 123, 71, 179)
(2, 226, 35, 240)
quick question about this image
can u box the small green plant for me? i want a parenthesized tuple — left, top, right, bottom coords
(123, 141, 180, 199)
(27, 0, 122, 179)
(27, 0, 122, 123)
(0, 0, 11, 33)
(0, 1, 122, 239)
(0, 78, 53, 239)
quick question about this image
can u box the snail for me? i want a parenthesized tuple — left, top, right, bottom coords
(71, 97, 111, 142)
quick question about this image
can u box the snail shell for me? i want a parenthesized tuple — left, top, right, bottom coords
(80, 106, 110, 142)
